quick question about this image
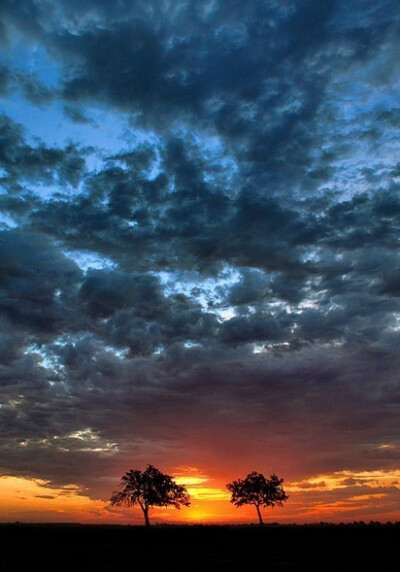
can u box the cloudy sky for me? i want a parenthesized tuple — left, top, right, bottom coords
(1, 0, 400, 524)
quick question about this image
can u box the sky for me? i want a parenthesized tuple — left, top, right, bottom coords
(0, 0, 400, 525)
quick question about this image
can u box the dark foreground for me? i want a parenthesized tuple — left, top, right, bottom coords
(1, 523, 399, 572)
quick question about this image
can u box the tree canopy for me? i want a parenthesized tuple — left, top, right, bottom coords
(110, 464, 190, 526)
(227, 471, 288, 525)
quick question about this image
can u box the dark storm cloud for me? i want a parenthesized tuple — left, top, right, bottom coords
(0, 229, 82, 336)
(322, 189, 400, 251)
(1, 340, 399, 494)
(3, 0, 398, 184)
(0, 115, 87, 195)
(0, 64, 53, 105)
(26, 135, 314, 279)
(51, 0, 398, 198)
(63, 104, 94, 125)
(219, 312, 290, 345)
(0, 0, 399, 505)
(79, 269, 167, 319)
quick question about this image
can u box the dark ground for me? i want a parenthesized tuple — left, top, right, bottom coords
(1, 523, 399, 572)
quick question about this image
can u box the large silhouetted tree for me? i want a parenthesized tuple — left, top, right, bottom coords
(110, 465, 190, 526)
(227, 471, 288, 525)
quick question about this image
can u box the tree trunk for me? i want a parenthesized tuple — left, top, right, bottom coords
(255, 504, 263, 526)
(143, 506, 150, 527)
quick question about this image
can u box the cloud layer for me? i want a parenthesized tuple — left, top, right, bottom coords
(0, 0, 399, 521)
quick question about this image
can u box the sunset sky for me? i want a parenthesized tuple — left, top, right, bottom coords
(1, 1, 400, 525)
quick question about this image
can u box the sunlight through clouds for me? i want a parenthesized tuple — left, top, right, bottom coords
(288, 470, 400, 493)
(0, 476, 109, 523)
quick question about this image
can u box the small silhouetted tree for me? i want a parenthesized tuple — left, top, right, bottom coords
(227, 471, 288, 525)
(110, 465, 190, 526)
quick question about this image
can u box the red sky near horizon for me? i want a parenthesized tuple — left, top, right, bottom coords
(2, 464, 400, 525)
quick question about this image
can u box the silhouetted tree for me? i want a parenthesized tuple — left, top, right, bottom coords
(110, 464, 190, 526)
(227, 471, 288, 525)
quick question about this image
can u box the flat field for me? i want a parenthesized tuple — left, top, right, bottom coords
(1, 523, 399, 571)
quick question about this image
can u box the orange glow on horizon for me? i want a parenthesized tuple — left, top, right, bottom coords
(288, 469, 400, 492)
(0, 476, 110, 523)
(1, 467, 399, 524)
